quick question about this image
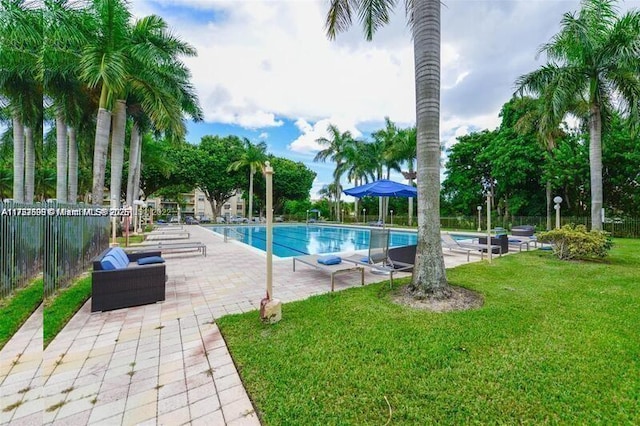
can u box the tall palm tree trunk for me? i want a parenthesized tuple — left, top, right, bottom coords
(68, 127, 78, 203)
(589, 104, 603, 231)
(109, 100, 127, 208)
(92, 107, 112, 205)
(24, 127, 35, 204)
(126, 122, 141, 208)
(56, 112, 68, 203)
(410, 0, 449, 298)
(132, 140, 142, 203)
(248, 165, 255, 220)
(12, 116, 25, 203)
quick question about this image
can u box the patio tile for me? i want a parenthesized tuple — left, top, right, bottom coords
(157, 406, 191, 426)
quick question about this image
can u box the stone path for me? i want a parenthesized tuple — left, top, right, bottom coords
(1, 225, 473, 425)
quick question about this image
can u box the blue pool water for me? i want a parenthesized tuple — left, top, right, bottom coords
(206, 225, 419, 258)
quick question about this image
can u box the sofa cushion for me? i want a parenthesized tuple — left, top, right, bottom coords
(137, 256, 165, 265)
(109, 247, 130, 266)
(101, 254, 126, 270)
(317, 255, 342, 265)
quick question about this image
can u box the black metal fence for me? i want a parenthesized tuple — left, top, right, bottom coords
(0, 200, 110, 299)
(1, 201, 44, 298)
(277, 213, 640, 238)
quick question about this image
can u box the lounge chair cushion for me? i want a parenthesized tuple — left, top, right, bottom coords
(101, 254, 126, 270)
(137, 256, 166, 265)
(317, 255, 342, 265)
(110, 247, 129, 266)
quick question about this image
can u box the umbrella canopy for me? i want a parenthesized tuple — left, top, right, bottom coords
(343, 179, 417, 198)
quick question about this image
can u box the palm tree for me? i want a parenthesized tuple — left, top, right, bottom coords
(386, 126, 417, 225)
(516, 0, 640, 231)
(80, 0, 130, 205)
(339, 139, 375, 222)
(326, 0, 450, 298)
(314, 124, 355, 222)
(228, 139, 268, 221)
(0, 0, 42, 203)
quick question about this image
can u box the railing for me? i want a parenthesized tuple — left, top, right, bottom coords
(0, 200, 110, 299)
(223, 227, 244, 242)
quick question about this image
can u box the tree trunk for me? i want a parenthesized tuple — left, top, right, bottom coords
(126, 122, 141, 207)
(68, 127, 78, 203)
(409, 0, 450, 299)
(12, 116, 24, 203)
(132, 139, 142, 204)
(545, 180, 552, 231)
(56, 111, 68, 203)
(109, 100, 127, 208)
(248, 165, 254, 220)
(24, 127, 35, 204)
(589, 104, 603, 231)
(92, 107, 112, 205)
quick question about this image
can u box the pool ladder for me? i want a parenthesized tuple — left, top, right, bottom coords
(223, 227, 243, 243)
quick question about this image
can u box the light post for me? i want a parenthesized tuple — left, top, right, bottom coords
(554, 196, 563, 229)
(477, 205, 482, 232)
(390, 210, 393, 227)
(362, 208, 366, 224)
(341, 209, 344, 224)
(306, 209, 309, 224)
(133, 200, 146, 234)
(261, 161, 281, 324)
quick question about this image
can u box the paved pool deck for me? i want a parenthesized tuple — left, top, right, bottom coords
(1, 225, 474, 425)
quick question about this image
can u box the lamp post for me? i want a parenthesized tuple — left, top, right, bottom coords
(554, 196, 563, 229)
(390, 210, 393, 227)
(477, 205, 482, 232)
(261, 161, 281, 324)
(341, 209, 344, 224)
(306, 209, 309, 224)
(362, 208, 366, 224)
(133, 200, 146, 234)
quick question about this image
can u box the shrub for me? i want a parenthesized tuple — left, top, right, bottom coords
(538, 224, 612, 260)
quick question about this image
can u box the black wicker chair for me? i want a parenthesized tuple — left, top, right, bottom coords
(91, 248, 166, 312)
(478, 234, 509, 254)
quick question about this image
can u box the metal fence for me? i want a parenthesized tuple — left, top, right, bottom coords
(0, 201, 44, 298)
(441, 215, 640, 238)
(0, 200, 110, 299)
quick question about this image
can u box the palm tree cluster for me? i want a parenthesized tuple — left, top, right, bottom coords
(1, 0, 202, 210)
(516, 0, 640, 231)
(314, 118, 417, 225)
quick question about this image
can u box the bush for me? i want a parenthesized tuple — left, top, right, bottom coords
(539, 224, 612, 260)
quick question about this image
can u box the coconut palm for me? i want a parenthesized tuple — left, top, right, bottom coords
(338, 139, 375, 221)
(386, 126, 417, 225)
(325, 0, 450, 298)
(227, 139, 268, 221)
(516, 0, 640, 231)
(314, 124, 355, 222)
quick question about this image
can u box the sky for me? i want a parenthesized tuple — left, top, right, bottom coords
(130, 0, 640, 199)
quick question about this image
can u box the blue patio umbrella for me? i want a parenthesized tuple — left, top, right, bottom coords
(343, 179, 417, 198)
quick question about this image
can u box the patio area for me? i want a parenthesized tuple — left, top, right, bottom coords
(1, 225, 472, 425)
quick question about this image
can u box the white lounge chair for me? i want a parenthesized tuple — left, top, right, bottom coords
(292, 254, 364, 292)
(343, 229, 413, 286)
(441, 233, 501, 261)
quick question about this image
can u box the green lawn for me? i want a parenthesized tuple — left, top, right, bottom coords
(218, 239, 640, 425)
(44, 275, 92, 348)
(0, 278, 43, 350)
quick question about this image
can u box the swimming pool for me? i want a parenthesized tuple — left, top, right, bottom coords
(206, 225, 418, 258)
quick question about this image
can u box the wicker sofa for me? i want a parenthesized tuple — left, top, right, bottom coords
(91, 247, 166, 312)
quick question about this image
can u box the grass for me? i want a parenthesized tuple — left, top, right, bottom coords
(218, 239, 640, 425)
(116, 234, 145, 245)
(0, 278, 43, 351)
(44, 275, 92, 348)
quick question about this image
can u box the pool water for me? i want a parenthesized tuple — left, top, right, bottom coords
(206, 225, 419, 258)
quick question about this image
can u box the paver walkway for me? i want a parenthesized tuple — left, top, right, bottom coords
(1, 225, 473, 425)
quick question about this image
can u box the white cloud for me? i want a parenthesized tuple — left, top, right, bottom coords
(288, 117, 363, 154)
(258, 132, 268, 139)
